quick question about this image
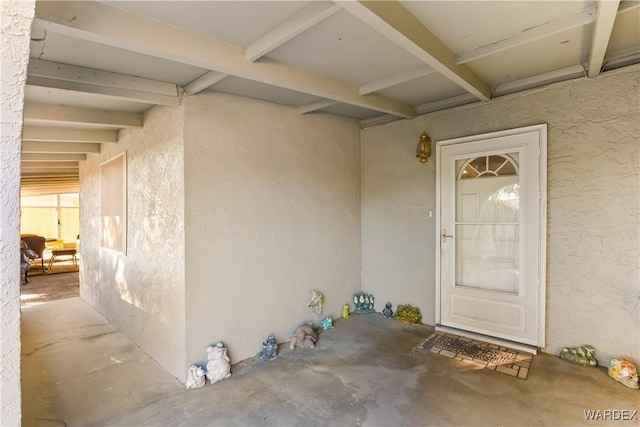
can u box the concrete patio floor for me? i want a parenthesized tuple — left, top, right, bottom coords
(22, 298, 639, 427)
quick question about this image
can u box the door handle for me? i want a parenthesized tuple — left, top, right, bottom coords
(441, 229, 454, 243)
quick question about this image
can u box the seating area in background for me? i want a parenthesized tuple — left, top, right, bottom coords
(20, 234, 45, 271)
(21, 234, 79, 274)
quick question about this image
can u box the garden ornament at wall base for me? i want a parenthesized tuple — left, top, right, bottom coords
(394, 304, 422, 324)
(321, 316, 334, 330)
(352, 291, 375, 314)
(559, 345, 597, 367)
(185, 365, 207, 389)
(206, 342, 232, 384)
(342, 304, 350, 319)
(290, 324, 318, 350)
(259, 335, 278, 361)
(608, 358, 639, 389)
(382, 302, 394, 319)
(309, 290, 324, 315)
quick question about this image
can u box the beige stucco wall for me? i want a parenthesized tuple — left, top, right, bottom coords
(183, 93, 361, 368)
(362, 66, 639, 364)
(79, 104, 186, 380)
(0, 0, 34, 424)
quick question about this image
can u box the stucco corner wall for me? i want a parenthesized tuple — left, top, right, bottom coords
(361, 124, 437, 325)
(79, 103, 187, 380)
(362, 67, 639, 364)
(183, 93, 361, 367)
(0, 0, 35, 424)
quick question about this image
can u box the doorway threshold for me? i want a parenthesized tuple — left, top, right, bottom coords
(435, 325, 538, 355)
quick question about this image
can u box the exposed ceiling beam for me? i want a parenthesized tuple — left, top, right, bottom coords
(414, 93, 479, 115)
(298, 99, 339, 114)
(21, 186, 80, 197)
(493, 64, 586, 97)
(360, 92, 481, 128)
(21, 172, 79, 179)
(588, 0, 621, 78)
(27, 58, 179, 106)
(338, 1, 491, 101)
(21, 166, 80, 174)
(184, 71, 230, 95)
(22, 141, 100, 154)
(359, 67, 436, 95)
(360, 114, 402, 128)
(34, 1, 415, 118)
(22, 153, 86, 162)
(22, 125, 117, 143)
(22, 161, 78, 168)
(245, 2, 341, 62)
(456, 7, 597, 65)
(21, 174, 78, 186)
(24, 102, 142, 128)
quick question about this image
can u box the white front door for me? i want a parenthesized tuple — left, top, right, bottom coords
(437, 125, 546, 346)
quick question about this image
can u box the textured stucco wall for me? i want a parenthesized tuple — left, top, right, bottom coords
(0, 1, 34, 424)
(80, 104, 186, 380)
(362, 67, 639, 364)
(183, 93, 361, 368)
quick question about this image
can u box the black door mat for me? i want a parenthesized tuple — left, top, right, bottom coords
(420, 331, 533, 379)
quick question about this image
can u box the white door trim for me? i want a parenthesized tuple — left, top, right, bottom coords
(435, 124, 547, 348)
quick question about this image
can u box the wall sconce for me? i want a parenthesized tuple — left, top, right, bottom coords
(416, 132, 431, 163)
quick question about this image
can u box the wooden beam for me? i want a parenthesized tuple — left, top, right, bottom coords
(339, 1, 491, 101)
(456, 6, 597, 65)
(34, 1, 414, 118)
(24, 102, 142, 128)
(27, 58, 179, 105)
(22, 125, 117, 143)
(21, 166, 79, 174)
(21, 172, 79, 179)
(359, 67, 436, 95)
(22, 141, 100, 154)
(298, 99, 339, 114)
(22, 153, 86, 161)
(588, 0, 621, 77)
(414, 93, 479, 115)
(27, 76, 179, 107)
(184, 71, 229, 95)
(22, 161, 78, 168)
(245, 3, 341, 62)
(493, 64, 586, 97)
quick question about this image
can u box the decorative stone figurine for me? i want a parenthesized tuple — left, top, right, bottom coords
(206, 342, 232, 384)
(559, 345, 598, 367)
(259, 335, 278, 361)
(608, 358, 639, 389)
(309, 289, 324, 315)
(290, 324, 318, 349)
(342, 304, 350, 319)
(382, 302, 394, 319)
(185, 364, 206, 389)
(352, 291, 375, 314)
(321, 316, 334, 330)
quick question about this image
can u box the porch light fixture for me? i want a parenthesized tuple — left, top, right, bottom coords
(416, 132, 431, 163)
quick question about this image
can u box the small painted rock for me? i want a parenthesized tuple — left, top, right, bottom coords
(608, 358, 639, 389)
(559, 345, 597, 367)
(321, 316, 334, 330)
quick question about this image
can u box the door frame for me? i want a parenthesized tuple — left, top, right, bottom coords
(435, 124, 547, 348)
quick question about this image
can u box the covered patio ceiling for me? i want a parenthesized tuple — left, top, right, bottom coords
(22, 0, 640, 196)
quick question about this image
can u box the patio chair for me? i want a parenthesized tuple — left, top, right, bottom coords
(20, 234, 46, 271)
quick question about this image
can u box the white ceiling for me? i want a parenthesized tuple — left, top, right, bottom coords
(21, 0, 640, 195)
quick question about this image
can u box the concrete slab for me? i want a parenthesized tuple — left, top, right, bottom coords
(22, 299, 639, 426)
